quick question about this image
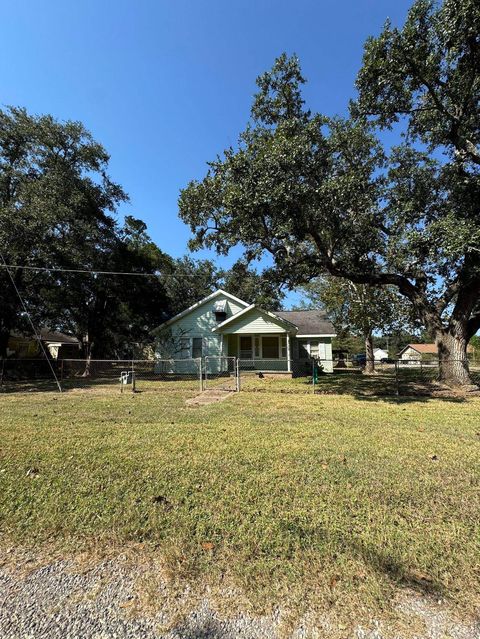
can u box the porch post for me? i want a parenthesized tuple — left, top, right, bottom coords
(286, 333, 291, 373)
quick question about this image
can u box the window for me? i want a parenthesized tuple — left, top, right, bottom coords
(262, 336, 279, 359)
(280, 337, 287, 359)
(310, 341, 319, 358)
(254, 337, 260, 358)
(214, 299, 227, 322)
(178, 338, 190, 359)
(192, 337, 203, 359)
(240, 335, 253, 358)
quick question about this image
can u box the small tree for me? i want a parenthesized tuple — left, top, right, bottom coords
(301, 278, 409, 373)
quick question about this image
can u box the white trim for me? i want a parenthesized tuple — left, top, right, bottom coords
(296, 333, 336, 338)
(153, 289, 249, 331)
(286, 334, 291, 372)
(212, 304, 298, 332)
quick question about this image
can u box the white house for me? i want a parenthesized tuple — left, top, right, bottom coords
(373, 347, 389, 361)
(153, 289, 336, 375)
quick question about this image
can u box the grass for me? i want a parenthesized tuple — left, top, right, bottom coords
(0, 382, 479, 631)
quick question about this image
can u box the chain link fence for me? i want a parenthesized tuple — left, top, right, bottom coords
(204, 357, 238, 391)
(1, 357, 479, 397)
(0, 358, 202, 396)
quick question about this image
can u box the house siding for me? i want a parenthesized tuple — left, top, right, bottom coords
(401, 347, 421, 361)
(154, 291, 335, 375)
(217, 309, 288, 334)
(156, 294, 245, 362)
(296, 337, 333, 372)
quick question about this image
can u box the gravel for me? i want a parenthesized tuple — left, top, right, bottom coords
(0, 554, 478, 639)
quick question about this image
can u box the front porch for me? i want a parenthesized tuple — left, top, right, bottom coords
(226, 333, 292, 372)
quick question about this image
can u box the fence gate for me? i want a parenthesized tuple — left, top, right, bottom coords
(203, 357, 238, 391)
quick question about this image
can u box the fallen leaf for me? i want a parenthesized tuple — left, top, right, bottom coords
(202, 542, 214, 551)
(329, 575, 339, 588)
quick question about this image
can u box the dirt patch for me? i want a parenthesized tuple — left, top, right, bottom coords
(186, 389, 236, 407)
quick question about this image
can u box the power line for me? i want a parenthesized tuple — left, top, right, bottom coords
(0, 252, 62, 393)
(0, 264, 215, 278)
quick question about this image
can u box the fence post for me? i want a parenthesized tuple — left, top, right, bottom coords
(236, 358, 241, 392)
(198, 358, 203, 392)
(312, 359, 315, 394)
(60, 359, 64, 382)
(0, 358, 4, 388)
(395, 360, 399, 396)
(131, 359, 136, 393)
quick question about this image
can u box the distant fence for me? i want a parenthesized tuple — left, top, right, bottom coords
(1, 357, 479, 396)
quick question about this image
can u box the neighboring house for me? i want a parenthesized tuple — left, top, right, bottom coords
(373, 347, 389, 361)
(7, 330, 80, 360)
(398, 343, 473, 362)
(153, 289, 335, 374)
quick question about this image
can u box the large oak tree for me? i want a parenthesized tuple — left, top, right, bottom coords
(179, 0, 480, 388)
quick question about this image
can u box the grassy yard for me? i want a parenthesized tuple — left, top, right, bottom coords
(0, 384, 479, 631)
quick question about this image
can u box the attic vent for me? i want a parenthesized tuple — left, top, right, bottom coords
(213, 299, 227, 322)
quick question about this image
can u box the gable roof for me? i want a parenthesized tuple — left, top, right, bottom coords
(10, 330, 79, 344)
(212, 304, 298, 333)
(275, 310, 335, 336)
(153, 289, 249, 331)
(399, 343, 474, 355)
(39, 329, 79, 344)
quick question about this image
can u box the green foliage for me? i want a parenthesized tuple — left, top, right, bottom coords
(300, 277, 410, 340)
(179, 7, 480, 378)
(221, 261, 284, 310)
(0, 106, 127, 355)
(0, 107, 223, 358)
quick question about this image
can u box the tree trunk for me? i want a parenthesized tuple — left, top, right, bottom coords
(436, 325, 475, 389)
(0, 330, 10, 359)
(82, 340, 94, 377)
(363, 333, 376, 375)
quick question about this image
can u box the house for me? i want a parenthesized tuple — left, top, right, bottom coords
(373, 347, 389, 361)
(7, 330, 80, 360)
(398, 343, 473, 362)
(153, 289, 335, 374)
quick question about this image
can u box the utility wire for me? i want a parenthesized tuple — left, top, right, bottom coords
(0, 253, 63, 392)
(0, 264, 215, 277)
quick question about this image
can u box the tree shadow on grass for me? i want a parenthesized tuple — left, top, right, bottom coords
(313, 371, 469, 404)
(0, 377, 121, 394)
(349, 538, 446, 599)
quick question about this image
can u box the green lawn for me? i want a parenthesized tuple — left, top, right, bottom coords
(0, 385, 479, 629)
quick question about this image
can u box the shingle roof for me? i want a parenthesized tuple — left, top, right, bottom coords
(274, 310, 335, 335)
(401, 342, 473, 355)
(39, 329, 79, 344)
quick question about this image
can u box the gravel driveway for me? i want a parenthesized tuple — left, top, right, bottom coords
(0, 554, 478, 639)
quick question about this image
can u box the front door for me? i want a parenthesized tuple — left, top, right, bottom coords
(239, 335, 253, 359)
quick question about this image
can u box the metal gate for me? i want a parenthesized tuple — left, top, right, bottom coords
(203, 357, 238, 391)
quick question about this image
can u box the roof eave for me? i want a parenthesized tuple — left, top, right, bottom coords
(152, 289, 250, 334)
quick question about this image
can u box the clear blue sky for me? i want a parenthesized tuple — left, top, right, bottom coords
(1, 0, 412, 307)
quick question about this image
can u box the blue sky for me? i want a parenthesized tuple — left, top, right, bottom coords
(1, 0, 412, 307)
